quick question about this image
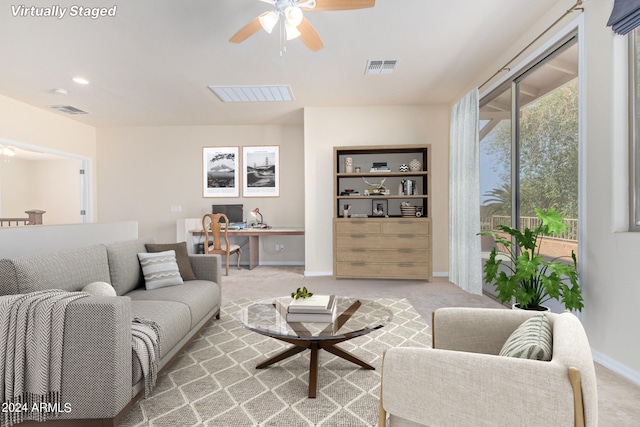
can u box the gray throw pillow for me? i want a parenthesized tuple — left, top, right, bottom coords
(499, 314, 553, 361)
(137, 250, 184, 290)
(145, 242, 197, 281)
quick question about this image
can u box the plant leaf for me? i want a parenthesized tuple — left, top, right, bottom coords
(536, 208, 567, 236)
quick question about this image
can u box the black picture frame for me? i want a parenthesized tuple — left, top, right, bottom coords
(372, 199, 388, 217)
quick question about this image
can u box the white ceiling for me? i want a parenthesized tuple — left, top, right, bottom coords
(0, 0, 566, 128)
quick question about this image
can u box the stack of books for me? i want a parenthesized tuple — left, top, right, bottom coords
(286, 295, 337, 323)
(370, 162, 390, 173)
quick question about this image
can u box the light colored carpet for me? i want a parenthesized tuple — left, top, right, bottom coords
(120, 297, 431, 427)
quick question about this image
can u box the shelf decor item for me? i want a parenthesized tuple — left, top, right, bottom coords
(372, 199, 388, 216)
(399, 163, 409, 172)
(345, 157, 354, 173)
(409, 158, 422, 171)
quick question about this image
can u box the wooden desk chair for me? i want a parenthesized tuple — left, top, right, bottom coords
(202, 213, 242, 276)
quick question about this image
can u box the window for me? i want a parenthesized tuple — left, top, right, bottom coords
(479, 35, 579, 307)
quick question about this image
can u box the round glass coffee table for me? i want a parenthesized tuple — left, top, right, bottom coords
(237, 296, 392, 398)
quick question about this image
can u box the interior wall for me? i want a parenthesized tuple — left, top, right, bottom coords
(33, 159, 81, 224)
(303, 105, 450, 276)
(0, 159, 33, 218)
(580, 0, 640, 380)
(96, 124, 305, 264)
(0, 94, 97, 220)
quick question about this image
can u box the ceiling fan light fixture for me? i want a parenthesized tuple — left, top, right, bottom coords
(285, 22, 301, 40)
(285, 6, 303, 27)
(259, 11, 279, 33)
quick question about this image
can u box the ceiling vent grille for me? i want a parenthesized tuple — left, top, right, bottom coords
(208, 85, 294, 102)
(365, 59, 398, 75)
(50, 105, 89, 115)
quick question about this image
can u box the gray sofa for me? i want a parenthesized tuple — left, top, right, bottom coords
(0, 238, 222, 427)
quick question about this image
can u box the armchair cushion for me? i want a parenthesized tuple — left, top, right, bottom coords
(499, 314, 552, 361)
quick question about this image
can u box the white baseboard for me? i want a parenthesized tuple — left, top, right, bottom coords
(240, 261, 304, 266)
(304, 271, 333, 277)
(433, 271, 448, 278)
(592, 349, 640, 387)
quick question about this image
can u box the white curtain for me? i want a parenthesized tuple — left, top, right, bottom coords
(449, 88, 482, 294)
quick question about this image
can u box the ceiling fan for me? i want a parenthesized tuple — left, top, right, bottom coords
(229, 0, 375, 52)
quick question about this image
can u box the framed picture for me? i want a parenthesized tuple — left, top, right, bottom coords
(203, 146, 239, 197)
(372, 199, 388, 217)
(243, 146, 279, 197)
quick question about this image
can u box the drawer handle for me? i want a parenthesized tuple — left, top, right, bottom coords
(398, 235, 413, 239)
(399, 263, 415, 267)
(350, 234, 366, 238)
(351, 248, 366, 253)
(351, 262, 366, 266)
(399, 249, 414, 253)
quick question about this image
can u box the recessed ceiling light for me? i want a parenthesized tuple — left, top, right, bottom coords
(72, 77, 90, 85)
(53, 88, 68, 95)
(208, 85, 294, 102)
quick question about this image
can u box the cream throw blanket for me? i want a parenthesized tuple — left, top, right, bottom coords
(0, 290, 88, 427)
(131, 317, 162, 397)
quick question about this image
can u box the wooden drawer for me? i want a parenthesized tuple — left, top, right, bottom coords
(335, 220, 381, 234)
(382, 219, 431, 235)
(336, 261, 431, 279)
(336, 234, 430, 249)
(336, 248, 430, 263)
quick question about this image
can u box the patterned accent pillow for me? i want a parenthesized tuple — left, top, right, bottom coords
(499, 314, 553, 361)
(137, 250, 184, 290)
(145, 242, 197, 281)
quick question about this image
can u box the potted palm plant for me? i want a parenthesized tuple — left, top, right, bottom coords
(479, 208, 583, 311)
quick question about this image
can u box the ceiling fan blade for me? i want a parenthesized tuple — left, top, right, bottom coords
(229, 17, 262, 43)
(298, 17, 324, 51)
(305, 0, 375, 11)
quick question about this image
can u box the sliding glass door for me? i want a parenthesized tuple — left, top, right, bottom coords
(479, 36, 579, 309)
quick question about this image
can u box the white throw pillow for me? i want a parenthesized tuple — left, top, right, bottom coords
(137, 250, 184, 290)
(82, 281, 117, 297)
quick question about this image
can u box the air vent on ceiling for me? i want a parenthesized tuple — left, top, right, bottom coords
(50, 105, 89, 115)
(208, 85, 294, 102)
(365, 59, 398, 75)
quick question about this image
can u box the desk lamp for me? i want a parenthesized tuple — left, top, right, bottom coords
(251, 208, 267, 228)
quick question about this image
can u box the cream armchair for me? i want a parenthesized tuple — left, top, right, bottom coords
(379, 307, 597, 427)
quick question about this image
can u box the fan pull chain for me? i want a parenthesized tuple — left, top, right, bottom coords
(279, 18, 286, 56)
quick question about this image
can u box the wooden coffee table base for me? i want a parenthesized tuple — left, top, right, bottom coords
(255, 335, 375, 398)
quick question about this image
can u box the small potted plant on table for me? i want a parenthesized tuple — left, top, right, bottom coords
(479, 208, 583, 312)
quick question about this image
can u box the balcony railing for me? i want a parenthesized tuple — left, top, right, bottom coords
(0, 210, 46, 227)
(481, 215, 578, 242)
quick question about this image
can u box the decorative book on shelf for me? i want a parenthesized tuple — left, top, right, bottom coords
(286, 295, 337, 322)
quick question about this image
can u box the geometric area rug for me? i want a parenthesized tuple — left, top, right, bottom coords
(120, 298, 431, 427)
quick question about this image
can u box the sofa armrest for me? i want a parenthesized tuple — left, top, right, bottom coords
(433, 307, 542, 354)
(58, 296, 132, 419)
(189, 254, 222, 285)
(381, 347, 575, 427)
